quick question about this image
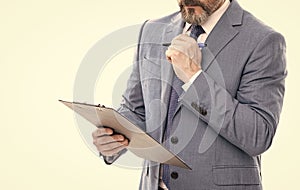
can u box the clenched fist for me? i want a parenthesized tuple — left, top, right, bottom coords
(166, 34, 202, 83)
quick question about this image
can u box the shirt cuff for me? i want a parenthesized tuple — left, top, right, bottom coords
(182, 70, 202, 91)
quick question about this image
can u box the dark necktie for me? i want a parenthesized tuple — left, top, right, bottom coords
(190, 25, 205, 41)
(162, 24, 205, 189)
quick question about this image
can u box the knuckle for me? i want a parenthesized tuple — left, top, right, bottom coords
(165, 50, 171, 56)
(107, 152, 114, 157)
(123, 139, 129, 146)
(103, 150, 114, 157)
(92, 130, 97, 138)
(112, 135, 121, 141)
(118, 135, 124, 141)
(93, 129, 102, 137)
(100, 151, 109, 156)
(96, 145, 104, 153)
(99, 136, 108, 144)
(98, 143, 112, 153)
(97, 136, 108, 145)
(102, 142, 117, 152)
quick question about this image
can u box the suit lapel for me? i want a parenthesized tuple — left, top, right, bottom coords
(202, 0, 243, 71)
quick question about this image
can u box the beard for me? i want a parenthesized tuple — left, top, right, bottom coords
(179, 0, 224, 25)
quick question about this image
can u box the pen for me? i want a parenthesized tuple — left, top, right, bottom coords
(162, 42, 207, 48)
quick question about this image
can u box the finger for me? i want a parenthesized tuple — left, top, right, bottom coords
(166, 49, 180, 59)
(96, 138, 129, 153)
(97, 141, 122, 152)
(166, 49, 172, 62)
(94, 134, 126, 145)
(98, 139, 129, 156)
(166, 49, 180, 63)
(92, 127, 113, 138)
(166, 49, 187, 64)
(168, 44, 191, 59)
(101, 143, 128, 157)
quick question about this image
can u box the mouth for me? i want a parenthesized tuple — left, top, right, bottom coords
(180, 4, 201, 10)
(184, 5, 199, 9)
(180, 1, 209, 15)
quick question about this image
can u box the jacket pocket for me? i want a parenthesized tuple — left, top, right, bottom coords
(212, 165, 261, 186)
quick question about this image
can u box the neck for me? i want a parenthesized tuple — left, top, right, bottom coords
(213, 0, 226, 14)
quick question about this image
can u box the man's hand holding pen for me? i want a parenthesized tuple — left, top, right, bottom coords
(165, 34, 203, 83)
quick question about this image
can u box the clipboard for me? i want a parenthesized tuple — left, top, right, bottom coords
(59, 100, 191, 170)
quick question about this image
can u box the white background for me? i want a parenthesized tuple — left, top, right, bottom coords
(0, 0, 299, 189)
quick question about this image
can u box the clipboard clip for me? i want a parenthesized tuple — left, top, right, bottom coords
(97, 104, 106, 111)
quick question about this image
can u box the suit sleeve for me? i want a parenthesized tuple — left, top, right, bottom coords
(117, 21, 149, 131)
(182, 32, 287, 157)
(101, 21, 148, 164)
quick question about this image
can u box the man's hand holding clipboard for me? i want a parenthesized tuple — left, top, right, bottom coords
(92, 127, 129, 157)
(59, 100, 191, 170)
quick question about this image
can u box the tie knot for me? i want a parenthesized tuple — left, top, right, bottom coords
(190, 25, 205, 41)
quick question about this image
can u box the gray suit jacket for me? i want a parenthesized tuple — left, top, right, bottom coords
(108, 0, 286, 189)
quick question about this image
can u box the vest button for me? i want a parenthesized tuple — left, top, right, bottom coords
(171, 136, 179, 144)
(171, 172, 178, 179)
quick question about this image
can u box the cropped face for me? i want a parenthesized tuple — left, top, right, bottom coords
(178, 0, 225, 25)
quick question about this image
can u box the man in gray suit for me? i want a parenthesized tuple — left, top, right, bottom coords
(92, 0, 286, 189)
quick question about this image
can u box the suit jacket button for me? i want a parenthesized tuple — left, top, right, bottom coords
(171, 172, 178, 179)
(202, 109, 207, 116)
(171, 136, 179, 144)
(191, 102, 197, 109)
